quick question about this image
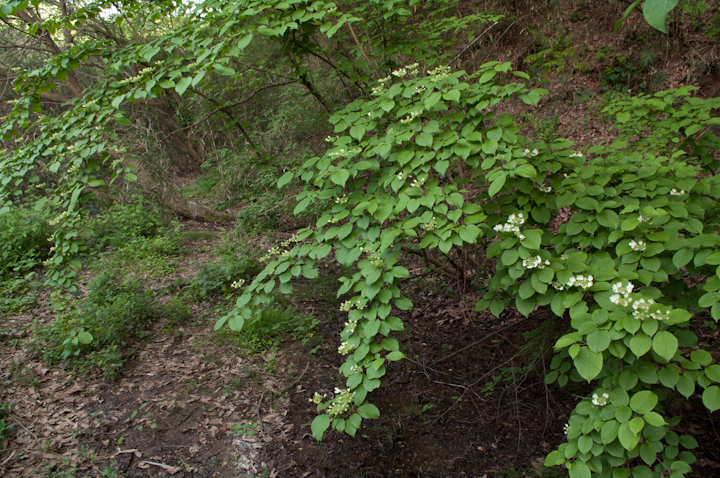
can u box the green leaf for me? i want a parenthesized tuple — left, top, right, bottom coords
(642, 0, 678, 34)
(415, 132, 433, 147)
(672, 248, 693, 268)
(676, 375, 695, 398)
(488, 174, 506, 197)
(568, 462, 591, 478)
(652, 331, 678, 362)
(175, 76, 192, 95)
(618, 421, 640, 451)
(311, 414, 330, 441)
(706, 364, 720, 382)
(586, 329, 611, 353)
(213, 64, 235, 76)
(350, 125, 365, 141)
(357, 403, 380, 419)
(703, 386, 720, 412)
(331, 169, 350, 186)
(643, 411, 666, 426)
(515, 164, 536, 178)
(395, 297, 412, 310)
(574, 346, 603, 382)
(629, 334, 652, 357)
(77, 331, 93, 344)
(630, 390, 658, 414)
(277, 171, 294, 188)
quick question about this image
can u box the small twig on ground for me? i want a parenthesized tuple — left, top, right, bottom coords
(282, 363, 310, 393)
(256, 392, 266, 439)
(435, 320, 524, 364)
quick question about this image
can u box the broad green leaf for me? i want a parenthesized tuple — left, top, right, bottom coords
(574, 346, 603, 382)
(643, 0, 678, 33)
(277, 171, 294, 188)
(311, 414, 330, 441)
(630, 390, 658, 414)
(175, 77, 192, 95)
(357, 403, 380, 419)
(652, 331, 678, 362)
(618, 421, 640, 451)
(703, 385, 720, 412)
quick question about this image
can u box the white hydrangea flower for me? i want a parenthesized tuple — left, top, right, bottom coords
(567, 275, 593, 290)
(629, 240, 646, 252)
(592, 392, 609, 407)
(522, 255, 550, 269)
(338, 341, 354, 355)
(423, 217, 437, 232)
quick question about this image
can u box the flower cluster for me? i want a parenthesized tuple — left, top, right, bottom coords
(423, 217, 437, 232)
(396, 171, 406, 180)
(400, 110, 422, 124)
(378, 76, 391, 84)
(563, 423, 571, 435)
(66, 162, 81, 175)
(367, 250, 383, 267)
(539, 186, 552, 193)
(392, 68, 407, 78)
(610, 281, 634, 307)
(410, 176, 427, 188)
(338, 341, 354, 355)
(569, 151, 583, 158)
(523, 148, 539, 157)
(592, 392, 609, 407)
(629, 239, 646, 252)
(48, 210, 70, 226)
(344, 316, 360, 334)
(413, 86, 426, 95)
(522, 255, 550, 269)
(335, 195, 348, 204)
(328, 146, 362, 158)
(231, 279, 245, 289)
(117, 67, 153, 86)
(566, 275, 594, 290)
(493, 212, 526, 240)
(428, 65, 451, 81)
(552, 281, 565, 291)
(326, 388, 355, 417)
(309, 392, 327, 404)
(405, 63, 419, 75)
(325, 135, 338, 143)
(637, 215, 650, 223)
(339, 298, 366, 312)
(281, 234, 300, 248)
(670, 189, 685, 196)
(371, 85, 384, 95)
(609, 281, 671, 321)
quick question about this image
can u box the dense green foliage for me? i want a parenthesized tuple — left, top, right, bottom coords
(1, 0, 719, 476)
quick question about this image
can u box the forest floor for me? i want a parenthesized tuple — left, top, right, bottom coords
(2, 220, 720, 478)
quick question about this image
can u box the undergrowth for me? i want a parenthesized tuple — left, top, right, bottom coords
(37, 271, 159, 379)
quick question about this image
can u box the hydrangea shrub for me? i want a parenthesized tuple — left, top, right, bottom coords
(226, 62, 720, 476)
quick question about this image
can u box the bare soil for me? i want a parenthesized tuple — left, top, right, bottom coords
(2, 228, 720, 478)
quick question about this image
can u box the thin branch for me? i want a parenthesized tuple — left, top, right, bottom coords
(448, 21, 499, 66)
(158, 80, 297, 144)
